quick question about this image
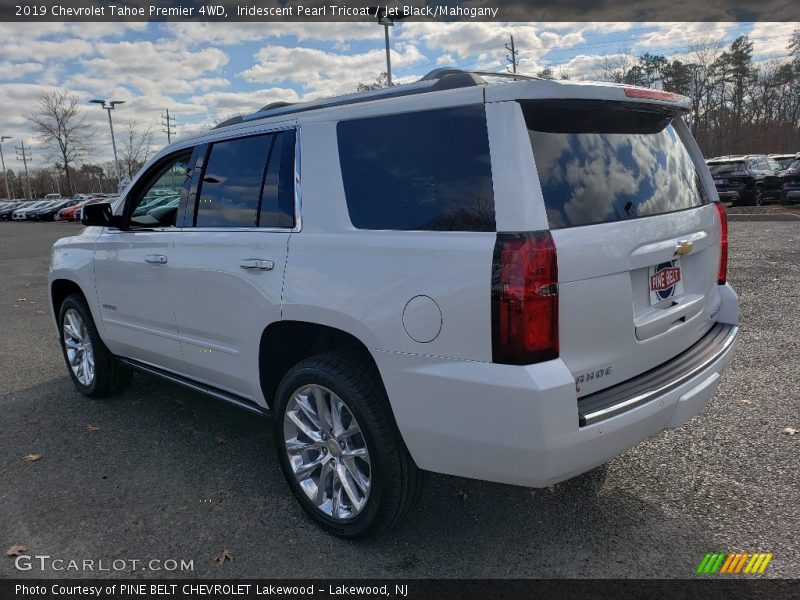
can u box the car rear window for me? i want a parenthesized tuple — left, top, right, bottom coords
(337, 105, 495, 232)
(521, 101, 709, 229)
(708, 162, 746, 174)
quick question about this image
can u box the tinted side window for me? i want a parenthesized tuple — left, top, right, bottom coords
(259, 131, 296, 229)
(128, 151, 193, 229)
(195, 134, 272, 228)
(337, 105, 495, 231)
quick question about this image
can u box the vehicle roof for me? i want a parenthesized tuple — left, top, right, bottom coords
(167, 68, 691, 151)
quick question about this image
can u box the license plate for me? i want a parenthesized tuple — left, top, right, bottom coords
(649, 259, 684, 305)
(713, 178, 727, 185)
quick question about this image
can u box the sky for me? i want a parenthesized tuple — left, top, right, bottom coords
(0, 21, 796, 170)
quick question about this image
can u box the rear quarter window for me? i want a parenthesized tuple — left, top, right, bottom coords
(337, 105, 495, 232)
(522, 101, 709, 229)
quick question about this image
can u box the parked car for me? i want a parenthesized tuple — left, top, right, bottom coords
(781, 158, 800, 204)
(0, 201, 31, 220)
(12, 200, 52, 220)
(768, 153, 800, 170)
(56, 197, 103, 222)
(51, 69, 738, 538)
(42, 193, 62, 201)
(706, 155, 783, 205)
(32, 198, 80, 221)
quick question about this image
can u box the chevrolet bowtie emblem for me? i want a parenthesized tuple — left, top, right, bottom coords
(675, 240, 693, 256)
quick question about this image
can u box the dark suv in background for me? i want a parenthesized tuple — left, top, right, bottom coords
(780, 158, 800, 204)
(707, 155, 783, 206)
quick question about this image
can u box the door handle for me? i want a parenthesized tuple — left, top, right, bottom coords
(239, 258, 274, 271)
(144, 254, 168, 264)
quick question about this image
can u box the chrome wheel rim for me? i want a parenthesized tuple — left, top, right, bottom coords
(283, 384, 372, 520)
(63, 308, 94, 386)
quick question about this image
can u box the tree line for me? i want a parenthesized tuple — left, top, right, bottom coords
(579, 30, 800, 157)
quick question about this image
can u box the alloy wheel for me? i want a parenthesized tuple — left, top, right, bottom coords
(63, 308, 95, 386)
(283, 384, 372, 520)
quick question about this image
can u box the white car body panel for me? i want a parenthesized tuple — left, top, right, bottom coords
(169, 229, 290, 403)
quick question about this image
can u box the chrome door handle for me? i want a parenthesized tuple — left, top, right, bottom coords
(239, 258, 274, 271)
(144, 254, 168, 264)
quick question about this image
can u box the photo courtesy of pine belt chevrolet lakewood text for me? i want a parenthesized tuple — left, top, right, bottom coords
(48, 69, 739, 539)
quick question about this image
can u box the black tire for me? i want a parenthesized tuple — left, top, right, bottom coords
(273, 351, 422, 539)
(58, 293, 132, 397)
(750, 185, 763, 206)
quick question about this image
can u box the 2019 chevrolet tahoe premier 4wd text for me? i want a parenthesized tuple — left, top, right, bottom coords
(49, 69, 739, 538)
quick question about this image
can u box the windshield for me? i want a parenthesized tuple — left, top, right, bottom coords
(776, 157, 796, 169)
(521, 101, 708, 229)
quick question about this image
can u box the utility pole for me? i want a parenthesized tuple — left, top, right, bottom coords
(15, 140, 31, 200)
(505, 35, 519, 76)
(0, 135, 11, 199)
(162, 109, 176, 144)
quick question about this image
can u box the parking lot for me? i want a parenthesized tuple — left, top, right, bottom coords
(1, 219, 798, 579)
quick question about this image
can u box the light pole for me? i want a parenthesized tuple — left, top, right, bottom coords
(90, 99, 125, 182)
(0, 136, 11, 199)
(372, 8, 407, 86)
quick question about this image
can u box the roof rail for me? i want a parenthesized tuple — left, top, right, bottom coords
(212, 68, 492, 129)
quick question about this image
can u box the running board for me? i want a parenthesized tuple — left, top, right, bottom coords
(118, 357, 270, 418)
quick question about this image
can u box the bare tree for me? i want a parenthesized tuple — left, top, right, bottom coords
(26, 89, 94, 194)
(594, 48, 638, 83)
(356, 72, 390, 92)
(119, 122, 155, 180)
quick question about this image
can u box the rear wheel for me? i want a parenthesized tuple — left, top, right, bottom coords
(58, 294, 132, 397)
(273, 352, 421, 538)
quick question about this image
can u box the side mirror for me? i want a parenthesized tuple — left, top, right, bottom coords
(81, 202, 124, 228)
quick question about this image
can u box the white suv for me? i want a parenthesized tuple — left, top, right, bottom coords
(49, 69, 738, 538)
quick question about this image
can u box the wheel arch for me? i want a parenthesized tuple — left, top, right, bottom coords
(50, 278, 87, 321)
(259, 321, 387, 412)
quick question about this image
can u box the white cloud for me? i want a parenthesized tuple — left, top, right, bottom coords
(70, 41, 230, 96)
(240, 44, 427, 93)
(0, 39, 94, 62)
(162, 22, 382, 47)
(0, 62, 44, 80)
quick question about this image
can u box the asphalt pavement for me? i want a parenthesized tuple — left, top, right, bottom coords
(0, 220, 797, 579)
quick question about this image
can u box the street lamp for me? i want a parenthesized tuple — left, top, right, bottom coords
(0, 135, 12, 199)
(90, 99, 125, 181)
(371, 8, 408, 86)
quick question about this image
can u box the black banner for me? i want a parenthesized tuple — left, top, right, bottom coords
(2, 579, 799, 600)
(1, 0, 799, 22)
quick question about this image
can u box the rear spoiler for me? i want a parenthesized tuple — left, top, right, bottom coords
(485, 80, 691, 113)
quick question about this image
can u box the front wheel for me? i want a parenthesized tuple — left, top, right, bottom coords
(751, 185, 764, 206)
(58, 293, 132, 397)
(273, 352, 422, 538)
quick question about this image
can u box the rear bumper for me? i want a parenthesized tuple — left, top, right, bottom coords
(376, 285, 739, 488)
(716, 190, 740, 202)
(783, 189, 800, 202)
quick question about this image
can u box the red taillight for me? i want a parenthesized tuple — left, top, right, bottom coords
(623, 87, 678, 102)
(491, 232, 559, 365)
(714, 202, 728, 285)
